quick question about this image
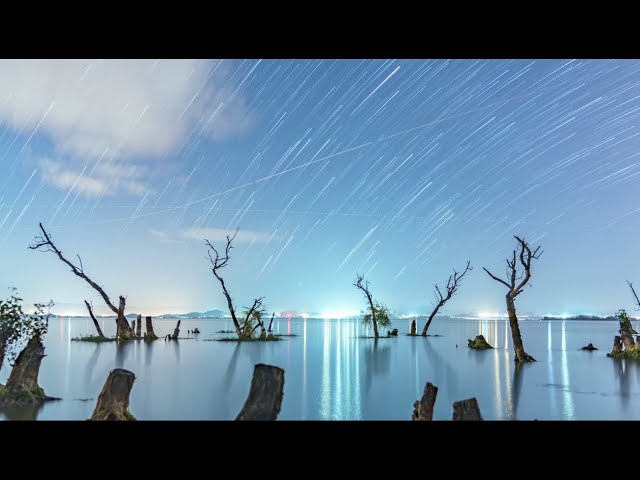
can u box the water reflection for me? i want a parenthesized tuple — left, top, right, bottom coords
(85, 343, 104, 385)
(0, 402, 45, 421)
(114, 341, 132, 368)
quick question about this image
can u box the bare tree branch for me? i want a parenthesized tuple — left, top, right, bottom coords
(628, 281, 640, 311)
(482, 267, 511, 289)
(422, 261, 473, 335)
(29, 223, 119, 314)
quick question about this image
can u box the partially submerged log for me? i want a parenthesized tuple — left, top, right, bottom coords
(468, 334, 493, 349)
(581, 343, 598, 351)
(136, 315, 142, 337)
(388, 328, 398, 337)
(90, 369, 136, 421)
(0, 336, 50, 406)
(144, 316, 158, 341)
(452, 397, 483, 420)
(170, 320, 181, 341)
(236, 364, 284, 421)
(410, 319, 416, 335)
(412, 382, 438, 421)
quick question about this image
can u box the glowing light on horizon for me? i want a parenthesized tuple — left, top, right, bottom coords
(321, 310, 359, 319)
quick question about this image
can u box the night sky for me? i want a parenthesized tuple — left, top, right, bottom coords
(0, 59, 639, 318)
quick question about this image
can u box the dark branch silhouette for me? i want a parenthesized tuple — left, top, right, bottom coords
(628, 281, 640, 311)
(483, 235, 542, 362)
(84, 300, 105, 338)
(421, 261, 472, 336)
(29, 223, 133, 339)
(205, 229, 265, 339)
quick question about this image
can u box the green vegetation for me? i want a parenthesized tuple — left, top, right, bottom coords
(72, 335, 118, 343)
(362, 302, 392, 330)
(211, 334, 282, 342)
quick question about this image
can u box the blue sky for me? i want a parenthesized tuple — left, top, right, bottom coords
(1, 59, 639, 317)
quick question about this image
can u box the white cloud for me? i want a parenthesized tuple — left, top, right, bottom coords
(0, 59, 254, 196)
(149, 228, 184, 244)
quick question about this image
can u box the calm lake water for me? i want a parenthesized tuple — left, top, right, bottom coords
(0, 316, 637, 420)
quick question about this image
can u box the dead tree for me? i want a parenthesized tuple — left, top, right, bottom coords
(236, 364, 285, 421)
(422, 261, 472, 336)
(170, 320, 181, 341)
(354, 274, 387, 338)
(412, 382, 438, 420)
(452, 398, 483, 420)
(483, 236, 541, 363)
(29, 223, 134, 339)
(144, 316, 158, 341)
(205, 229, 265, 340)
(84, 301, 105, 338)
(90, 369, 136, 421)
(136, 314, 142, 337)
(0, 336, 49, 406)
(267, 313, 274, 334)
(410, 319, 416, 335)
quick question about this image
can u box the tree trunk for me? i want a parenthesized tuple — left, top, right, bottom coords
(260, 327, 267, 339)
(410, 319, 416, 335)
(90, 369, 136, 421)
(116, 296, 134, 340)
(506, 294, 535, 362)
(412, 382, 438, 420)
(452, 397, 483, 420)
(236, 364, 285, 421)
(268, 314, 274, 334)
(0, 334, 6, 375)
(0, 336, 47, 406)
(136, 315, 142, 337)
(144, 316, 158, 340)
(421, 304, 442, 336)
(619, 317, 636, 351)
(170, 320, 181, 340)
(84, 300, 105, 338)
(612, 336, 622, 355)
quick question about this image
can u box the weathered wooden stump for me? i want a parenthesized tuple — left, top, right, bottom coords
(136, 314, 142, 337)
(468, 334, 493, 349)
(193, 328, 200, 334)
(410, 319, 416, 335)
(131, 318, 136, 333)
(90, 369, 136, 421)
(610, 336, 623, 356)
(170, 320, 181, 341)
(581, 343, 598, 351)
(412, 382, 438, 421)
(388, 328, 398, 336)
(144, 316, 158, 341)
(236, 364, 285, 421)
(0, 336, 50, 406)
(452, 397, 483, 420)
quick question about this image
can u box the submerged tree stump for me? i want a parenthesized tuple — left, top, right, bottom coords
(136, 315, 142, 337)
(468, 335, 493, 349)
(452, 398, 483, 420)
(388, 328, 398, 337)
(410, 319, 416, 335)
(193, 328, 200, 334)
(236, 364, 285, 421)
(412, 382, 438, 421)
(0, 336, 49, 406)
(581, 343, 598, 351)
(144, 316, 158, 341)
(90, 369, 136, 421)
(170, 320, 181, 341)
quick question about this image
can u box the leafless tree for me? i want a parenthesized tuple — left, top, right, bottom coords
(29, 223, 134, 339)
(483, 236, 541, 363)
(205, 229, 265, 340)
(421, 261, 472, 336)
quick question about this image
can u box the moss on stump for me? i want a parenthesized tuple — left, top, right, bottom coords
(468, 335, 493, 350)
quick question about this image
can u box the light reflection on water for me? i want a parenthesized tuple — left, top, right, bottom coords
(1, 316, 639, 420)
